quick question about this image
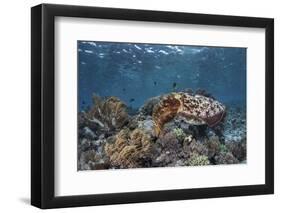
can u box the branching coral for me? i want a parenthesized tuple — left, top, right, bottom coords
(214, 152, 239, 164)
(104, 128, 152, 168)
(87, 94, 129, 132)
(226, 137, 246, 161)
(183, 135, 240, 166)
(219, 144, 228, 153)
(78, 149, 110, 170)
(172, 128, 186, 141)
(152, 131, 182, 166)
(204, 135, 221, 158)
(183, 139, 208, 157)
(187, 153, 210, 166)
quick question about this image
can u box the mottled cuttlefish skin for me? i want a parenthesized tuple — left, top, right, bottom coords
(152, 92, 226, 136)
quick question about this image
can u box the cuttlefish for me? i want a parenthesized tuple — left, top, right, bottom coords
(152, 92, 226, 136)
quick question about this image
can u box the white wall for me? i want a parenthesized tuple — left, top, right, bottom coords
(0, 0, 279, 212)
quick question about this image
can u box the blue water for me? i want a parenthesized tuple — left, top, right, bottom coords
(78, 41, 246, 111)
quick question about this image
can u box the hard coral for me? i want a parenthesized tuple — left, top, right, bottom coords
(226, 138, 246, 161)
(172, 128, 186, 141)
(152, 131, 182, 166)
(204, 135, 221, 158)
(139, 96, 161, 116)
(78, 149, 110, 170)
(187, 153, 210, 166)
(104, 128, 152, 168)
(214, 152, 239, 164)
(183, 139, 208, 157)
(156, 131, 181, 152)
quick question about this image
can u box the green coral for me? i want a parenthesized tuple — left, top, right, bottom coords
(219, 144, 228, 153)
(172, 128, 186, 141)
(187, 153, 210, 166)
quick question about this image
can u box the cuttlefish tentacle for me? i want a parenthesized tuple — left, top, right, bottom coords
(152, 92, 226, 136)
(152, 93, 182, 136)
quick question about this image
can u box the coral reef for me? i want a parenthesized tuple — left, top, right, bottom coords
(204, 135, 221, 158)
(172, 128, 186, 141)
(104, 128, 153, 168)
(226, 137, 246, 161)
(187, 154, 210, 166)
(78, 91, 247, 170)
(88, 95, 130, 132)
(78, 149, 110, 170)
(139, 95, 162, 116)
(222, 107, 246, 143)
(152, 131, 183, 166)
(184, 138, 208, 157)
(214, 152, 239, 164)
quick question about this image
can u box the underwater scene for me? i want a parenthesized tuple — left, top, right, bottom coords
(78, 41, 246, 171)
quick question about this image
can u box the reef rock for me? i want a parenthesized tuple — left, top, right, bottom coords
(204, 136, 221, 158)
(152, 131, 183, 166)
(214, 152, 239, 164)
(226, 138, 246, 161)
(137, 117, 155, 135)
(78, 149, 110, 170)
(222, 106, 246, 143)
(152, 92, 226, 136)
(139, 95, 162, 116)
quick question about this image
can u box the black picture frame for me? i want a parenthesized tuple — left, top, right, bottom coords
(31, 3, 274, 209)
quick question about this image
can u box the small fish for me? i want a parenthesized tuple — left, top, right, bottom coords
(154, 81, 157, 86)
(129, 98, 135, 102)
(122, 88, 126, 92)
(172, 82, 177, 89)
(82, 101, 86, 105)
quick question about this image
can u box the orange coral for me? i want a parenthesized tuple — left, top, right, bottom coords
(104, 128, 152, 168)
(88, 94, 129, 131)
